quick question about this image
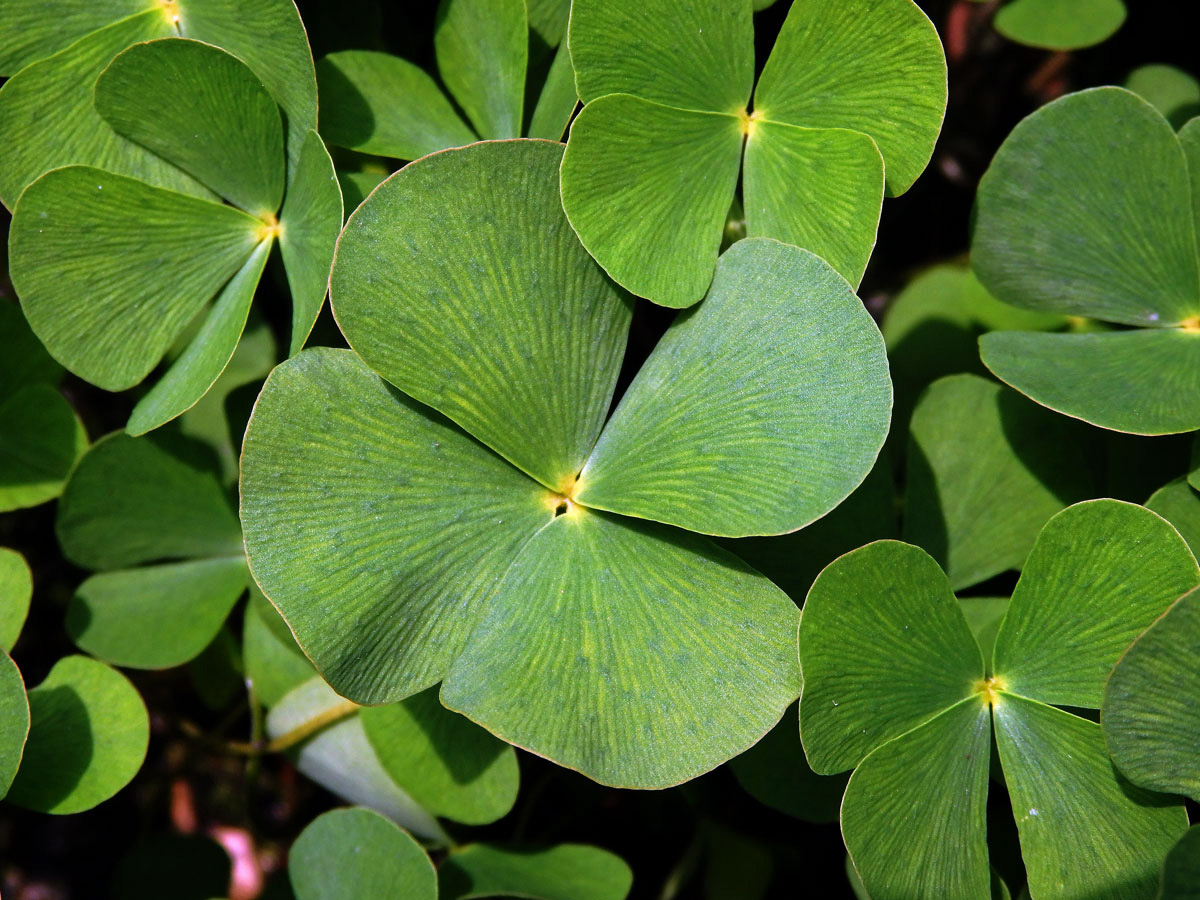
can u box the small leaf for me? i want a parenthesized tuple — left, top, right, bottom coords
(241, 348, 555, 704)
(315, 50, 476, 159)
(95, 38, 285, 217)
(434, 0, 527, 140)
(980, 329, 1200, 435)
(440, 843, 633, 900)
(442, 509, 801, 788)
(567, 0, 753, 111)
(972, 87, 1198, 327)
(360, 686, 519, 826)
(841, 699, 992, 900)
(57, 432, 241, 571)
(527, 40, 578, 141)
(279, 129, 344, 355)
(742, 119, 883, 285)
(6, 655, 149, 814)
(0, 384, 88, 513)
(560, 94, 743, 308)
(332, 139, 631, 492)
(992, 499, 1199, 708)
(1125, 64, 1200, 129)
(289, 807, 438, 900)
(0, 548, 32, 652)
(754, 0, 946, 195)
(0, 649, 29, 798)
(266, 678, 444, 841)
(10, 166, 261, 391)
(1102, 586, 1200, 803)
(66, 557, 248, 669)
(797, 540, 983, 775)
(577, 239, 891, 538)
(993, 693, 1186, 900)
(902, 374, 1093, 591)
(127, 238, 270, 435)
(993, 0, 1126, 50)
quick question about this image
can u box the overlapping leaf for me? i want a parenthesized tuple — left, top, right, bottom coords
(561, 0, 946, 305)
(973, 88, 1200, 434)
(7, 38, 340, 433)
(243, 138, 892, 786)
(799, 500, 1194, 900)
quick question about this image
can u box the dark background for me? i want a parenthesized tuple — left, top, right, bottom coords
(1, 1, 1196, 897)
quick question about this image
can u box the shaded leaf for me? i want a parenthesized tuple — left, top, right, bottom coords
(527, 40, 577, 141)
(1159, 826, 1200, 900)
(289, 807, 437, 900)
(0, 0, 152, 75)
(798, 540, 983, 774)
(0, 300, 62, 400)
(360, 686, 519, 826)
(435, 0, 527, 140)
(6, 655, 149, 814)
(0, 649, 29, 798)
(993, 500, 1199, 708)
(841, 699, 992, 900)
(442, 509, 801, 788)
(1125, 64, 1200, 129)
(243, 586, 313, 707)
(241, 348, 554, 704)
(1146, 477, 1200, 558)
(993, 0, 1125, 50)
(1102, 587, 1200, 803)
(0, 548, 32, 652)
(993, 693, 1186, 900)
(66, 557, 248, 669)
(576, 239, 891, 538)
(0, 384, 88, 513)
(440, 843, 633, 900)
(332, 139, 630, 493)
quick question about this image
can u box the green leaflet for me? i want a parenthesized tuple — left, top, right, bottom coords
(288, 807, 437, 900)
(247, 141, 890, 786)
(972, 88, 1200, 435)
(439, 843, 633, 900)
(241, 348, 555, 704)
(0, 384, 89, 513)
(66, 557, 249, 670)
(903, 374, 1093, 591)
(0, 0, 151, 75)
(6, 655, 149, 814)
(441, 510, 800, 788)
(991, 0, 1126, 50)
(0, 549, 33, 652)
(577, 238, 890, 537)
(0, 649, 29, 798)
(316, 50, 477, 159)
(1146, 477, 1200, 558)
(360, 687, 519, 825)
(561, 0, 946, 304)
(11, 166, 261, 392)
(993, 694, 1184, 900)
(798, 500, 1192, 900)
(992, 500, 1199, 709)
(243, 587, 313, 707)
(265, 678, 444, 841)
(1102, 587, 1200, 803)
(435, 0, 527, 140)
(95, 38, 285, 217)
(332, 140, 631, 493)
(1126, 64, 1200, 129)
(527, 40, 579, 141)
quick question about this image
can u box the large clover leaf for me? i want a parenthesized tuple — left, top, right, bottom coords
(317, 0, 578, 164)
(0, 0, 317, 199)
(241, 138, 891, 787)
(972, 87, 1200, 434)
(560, 0, 947, 307)
(799, 500, 1195, 900)
(8, 38, 342, 434)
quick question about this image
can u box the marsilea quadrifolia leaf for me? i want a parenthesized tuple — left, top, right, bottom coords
(241, 138, 892, 788)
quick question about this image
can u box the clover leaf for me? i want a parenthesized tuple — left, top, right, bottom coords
(971, 0, 1126, 50)
(317, 0, 578, 165)
(241, 137, 891, 787)
(7, 38, 341, 434)
(1126, 64, 1200, 129)
(559, 0, 947, 307)
(0, 0, 317, 199)
(798, 499, 1195, 900)
(1102, 585, 1200, 804)
(56, 431, 248, 670)
(972, 87, 1200, 434)
(439, 843, 633, 900)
